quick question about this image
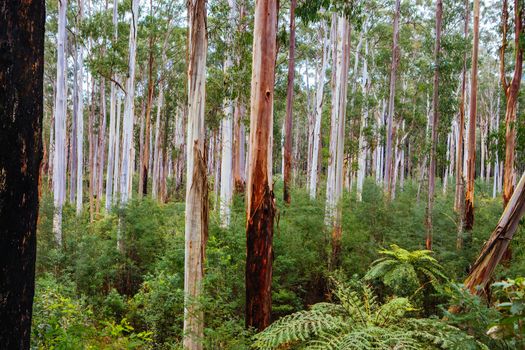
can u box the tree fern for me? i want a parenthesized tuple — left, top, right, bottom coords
(365, 244, 448, 298)
(253, 280, 486, 349)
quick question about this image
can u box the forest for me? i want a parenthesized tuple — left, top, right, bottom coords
(4, 0, 525, 348)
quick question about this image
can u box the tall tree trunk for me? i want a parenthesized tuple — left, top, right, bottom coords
(309, 20, 329, 199)
(502, 0, 524, 206)
(283, 0, 296, 204)
(219, 0, 236, 226)
(325, 15, 351, 266)
(455, 0, 469, 248)
(425, 0, 443, 250)
(245, 0, 277, 331)
(120, 0, 139, 205)
(356, 36, 369, 202)
(113, 96, 122, 202)
(140, 18, 155, 198)
(96, 79, 107, 214)
(76, 0, 85, 215)
(0, 2, 44, 346)
(105, 0, 118, 212)
(465, 170, 525, 295)
(326, 14, 338, 225)
(183, 0, 208, 348)
(384, 0, 401, 199)
(464, 0, 480, 232)
(53, 0, 68, 244)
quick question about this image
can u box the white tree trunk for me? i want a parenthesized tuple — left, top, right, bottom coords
(309, 21, 329, 199)
(183, 0, 208, 348)
(53, 0, 68, 244)
(105, 0, 118, 212)
(119, 0, 138, 205)
(325, 15, 350, 228)
(75, 0, 85, 215)
(219, 0, 236, 226)
(113, 95, 122, 202)
(356, 37, 369, 202)
(152, 85, 164, 199)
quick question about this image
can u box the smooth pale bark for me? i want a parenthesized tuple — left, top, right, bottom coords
(0, 2, 44, 345)
(75, 0, 84, 215)
(245, 0, 277, 331)
(464, 171, 525, 295)
(219, 0, 236, 226)
(502, 0, 524, 207)
(493, 94, 501, 198)
(455, 0, 469, 248)
(384, 0, 401, 199)
(70, 38, 78, 205)
(309, 21, 329, 199)
(152, 84, 164, 199)
(283, 0, 296, 204)
(425, 0, 443, 250)
(464, 0, 480, 232)
(120, 0, 138, 205)
(53, 0, 68, 244)
(96, 80, 107, 214)
(105, 0, 118, 211)
(113, 96, 122, 202)
(356, 37, 369, 202)
(140, 19, 155, 198)
(183, 0, 208, 348)
(326, 16, 351, 265)
(325, 14, 338, 225)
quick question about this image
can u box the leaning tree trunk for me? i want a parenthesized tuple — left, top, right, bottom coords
(465, 170, 525, 295)
(283, 0, 296, 204)
(120, 0, 139, 205)
(308, 20, 329, 200)
(0, 2, 44, 347)
(425, 0, 442, 251)
(384, 0, 401, 200)
(245, 0, 278, 331)
(183, 1, 208, 348)
(53, 0, 67, 244)
(464, 0, 480, 232)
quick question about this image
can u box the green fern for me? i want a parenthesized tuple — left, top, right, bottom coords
(365, 244, 448, 297)
(253, 280, 486, 349)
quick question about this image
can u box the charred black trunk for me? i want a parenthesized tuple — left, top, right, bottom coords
(0, 1, 44, 347)
(245, 187, 275, 331)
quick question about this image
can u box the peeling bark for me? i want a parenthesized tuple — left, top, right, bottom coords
(245, 0, 278, 331)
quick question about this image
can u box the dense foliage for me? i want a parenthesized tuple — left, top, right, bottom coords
(32, 179, 525, 348)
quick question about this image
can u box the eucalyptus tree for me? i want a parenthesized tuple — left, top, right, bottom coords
(501, 0, 524, 207)
(0, 1, 44, 346)
(120, 0, 139, 205)
(184, 0, 208, 347)
(425, 0, 443, 250)
(464, 0, 480, 231)
(283, 0, 297, 204)
(53, 0, 68, 244)
(245, 0, 278, 331)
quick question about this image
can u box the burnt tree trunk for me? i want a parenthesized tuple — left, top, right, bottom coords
(0, 1, 44, 347)
(245, 0, 278, 331)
